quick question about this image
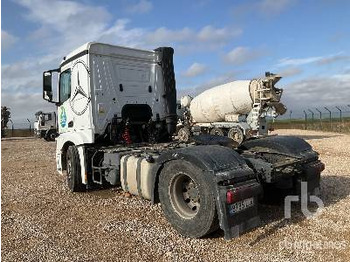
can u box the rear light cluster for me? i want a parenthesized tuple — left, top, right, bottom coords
(226, 190, 236, 204)
(226, 184, 253, 204)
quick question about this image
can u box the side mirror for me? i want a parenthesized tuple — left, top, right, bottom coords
(43, 69, 59, 103)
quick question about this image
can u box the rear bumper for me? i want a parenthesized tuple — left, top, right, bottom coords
(216, 180, 262, 240)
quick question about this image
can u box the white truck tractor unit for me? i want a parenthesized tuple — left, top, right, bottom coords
(34, 111, 58, 141)
(177, 73, 287, 144)
(43, 42, 324, 240)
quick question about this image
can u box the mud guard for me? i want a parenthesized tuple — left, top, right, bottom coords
(240, 135, 323, 193)
(152, 145, 262, 240)
(240, 135, 316, 158)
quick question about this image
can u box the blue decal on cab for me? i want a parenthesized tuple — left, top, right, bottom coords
(60, 107, 67, 128)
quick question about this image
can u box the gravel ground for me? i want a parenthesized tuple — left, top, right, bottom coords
(1, 129, 350, 262)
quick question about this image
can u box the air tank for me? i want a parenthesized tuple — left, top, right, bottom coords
(189, 73, 284, 123)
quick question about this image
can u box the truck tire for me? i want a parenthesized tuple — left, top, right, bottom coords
(45, 130, 57, 141)
(227, 127, 244, 144)
(210, 127, 225, 136)
(177, 127, 191, 142)
(66, 146, 85, 192)
(158, 160, 219, 238)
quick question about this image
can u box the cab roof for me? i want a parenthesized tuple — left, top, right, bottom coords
(60, 42, 157, 67)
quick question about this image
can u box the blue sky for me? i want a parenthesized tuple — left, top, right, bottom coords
(2, 0, 350, 121)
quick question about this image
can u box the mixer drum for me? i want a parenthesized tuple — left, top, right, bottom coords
(189, 80, 253, 123)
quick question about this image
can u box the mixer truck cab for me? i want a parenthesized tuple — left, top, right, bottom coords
(42, 42, 323, 240)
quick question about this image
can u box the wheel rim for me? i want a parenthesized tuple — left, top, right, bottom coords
(169, 173, 200, 219)
(178, 128, 190, 142)
(210, 128, 224, 136)
(228, 128, 243, 143)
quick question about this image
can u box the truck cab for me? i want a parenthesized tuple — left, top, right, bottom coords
(34, 111, 57, 141)
(43, 42, 177, 176)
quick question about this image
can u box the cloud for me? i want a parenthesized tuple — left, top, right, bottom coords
(182, 63, 208, 77)
(2, 54, 60, 92)
(1, 92, 56, 122)
(317, 54, 350, 65)
(98, 19, 145, 47)
(282, 73, 350, 111)
(177, 71, 239, 98)
(15, 0, 113, 54)
(277, 67, 303, 77)
(223, 46, 263, 65)
(145, 27, 193, 44)
(259, 0, 296, 15)
(232, 0, 296, 18)
(197, 25, 242, 42)
(4, 0, 244, 121)
(16, 0, 240, 54)
(145, 25, 241, 47)
(2, 30, 18, 50)
(126, 0, 153, 14)
(278, 56, 323, 66)
(278, 53, 350, 67)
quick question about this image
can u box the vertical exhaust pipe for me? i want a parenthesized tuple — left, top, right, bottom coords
(155, 47, 177, 135)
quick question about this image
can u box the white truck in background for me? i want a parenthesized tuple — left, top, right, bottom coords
(42, 42, 323, 240)
(34, 111, 58, 141)
(177, 73, 287, 144)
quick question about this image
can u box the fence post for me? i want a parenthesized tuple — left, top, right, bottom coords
(303, 110, 308, 130)
(27, 119, 31, 132)
(315, 108, 322, 129)
(324, 107, 332, 131)
(289, 110, 293, 127)
(335, 106, 342, 122)
(308, 109, 315, 121)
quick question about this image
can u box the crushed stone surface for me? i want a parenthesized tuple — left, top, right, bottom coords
(1, 129, 350, 261)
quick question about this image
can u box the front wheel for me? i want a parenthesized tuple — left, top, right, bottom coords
(66, 146, 85, 192)
(158, 160, 219, 238)
(44, 130, 57, 141)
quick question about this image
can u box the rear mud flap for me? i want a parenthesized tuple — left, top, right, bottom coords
(216, 181, 262, 240)
(295, 160, 324, 194)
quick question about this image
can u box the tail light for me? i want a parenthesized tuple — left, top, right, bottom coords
(226, 190, 236, 204)
(226, 182, 259, 204)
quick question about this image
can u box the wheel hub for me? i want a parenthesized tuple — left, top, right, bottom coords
(169, 173, 200, 218)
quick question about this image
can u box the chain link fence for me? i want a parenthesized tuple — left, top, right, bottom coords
(270, 105, 350, 133)
(2, 120, 35, 137)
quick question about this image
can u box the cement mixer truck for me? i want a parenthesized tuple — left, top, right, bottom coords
(177, 72, 287, 144)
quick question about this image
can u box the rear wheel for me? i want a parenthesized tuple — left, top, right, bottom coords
(227, 127, 244, 144)
(158, 160, 219, 238)
(210, 127, 225, 136)
(66, 146, 85, 192)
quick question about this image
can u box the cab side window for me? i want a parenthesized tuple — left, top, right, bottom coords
(60, 70, 71, 103)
